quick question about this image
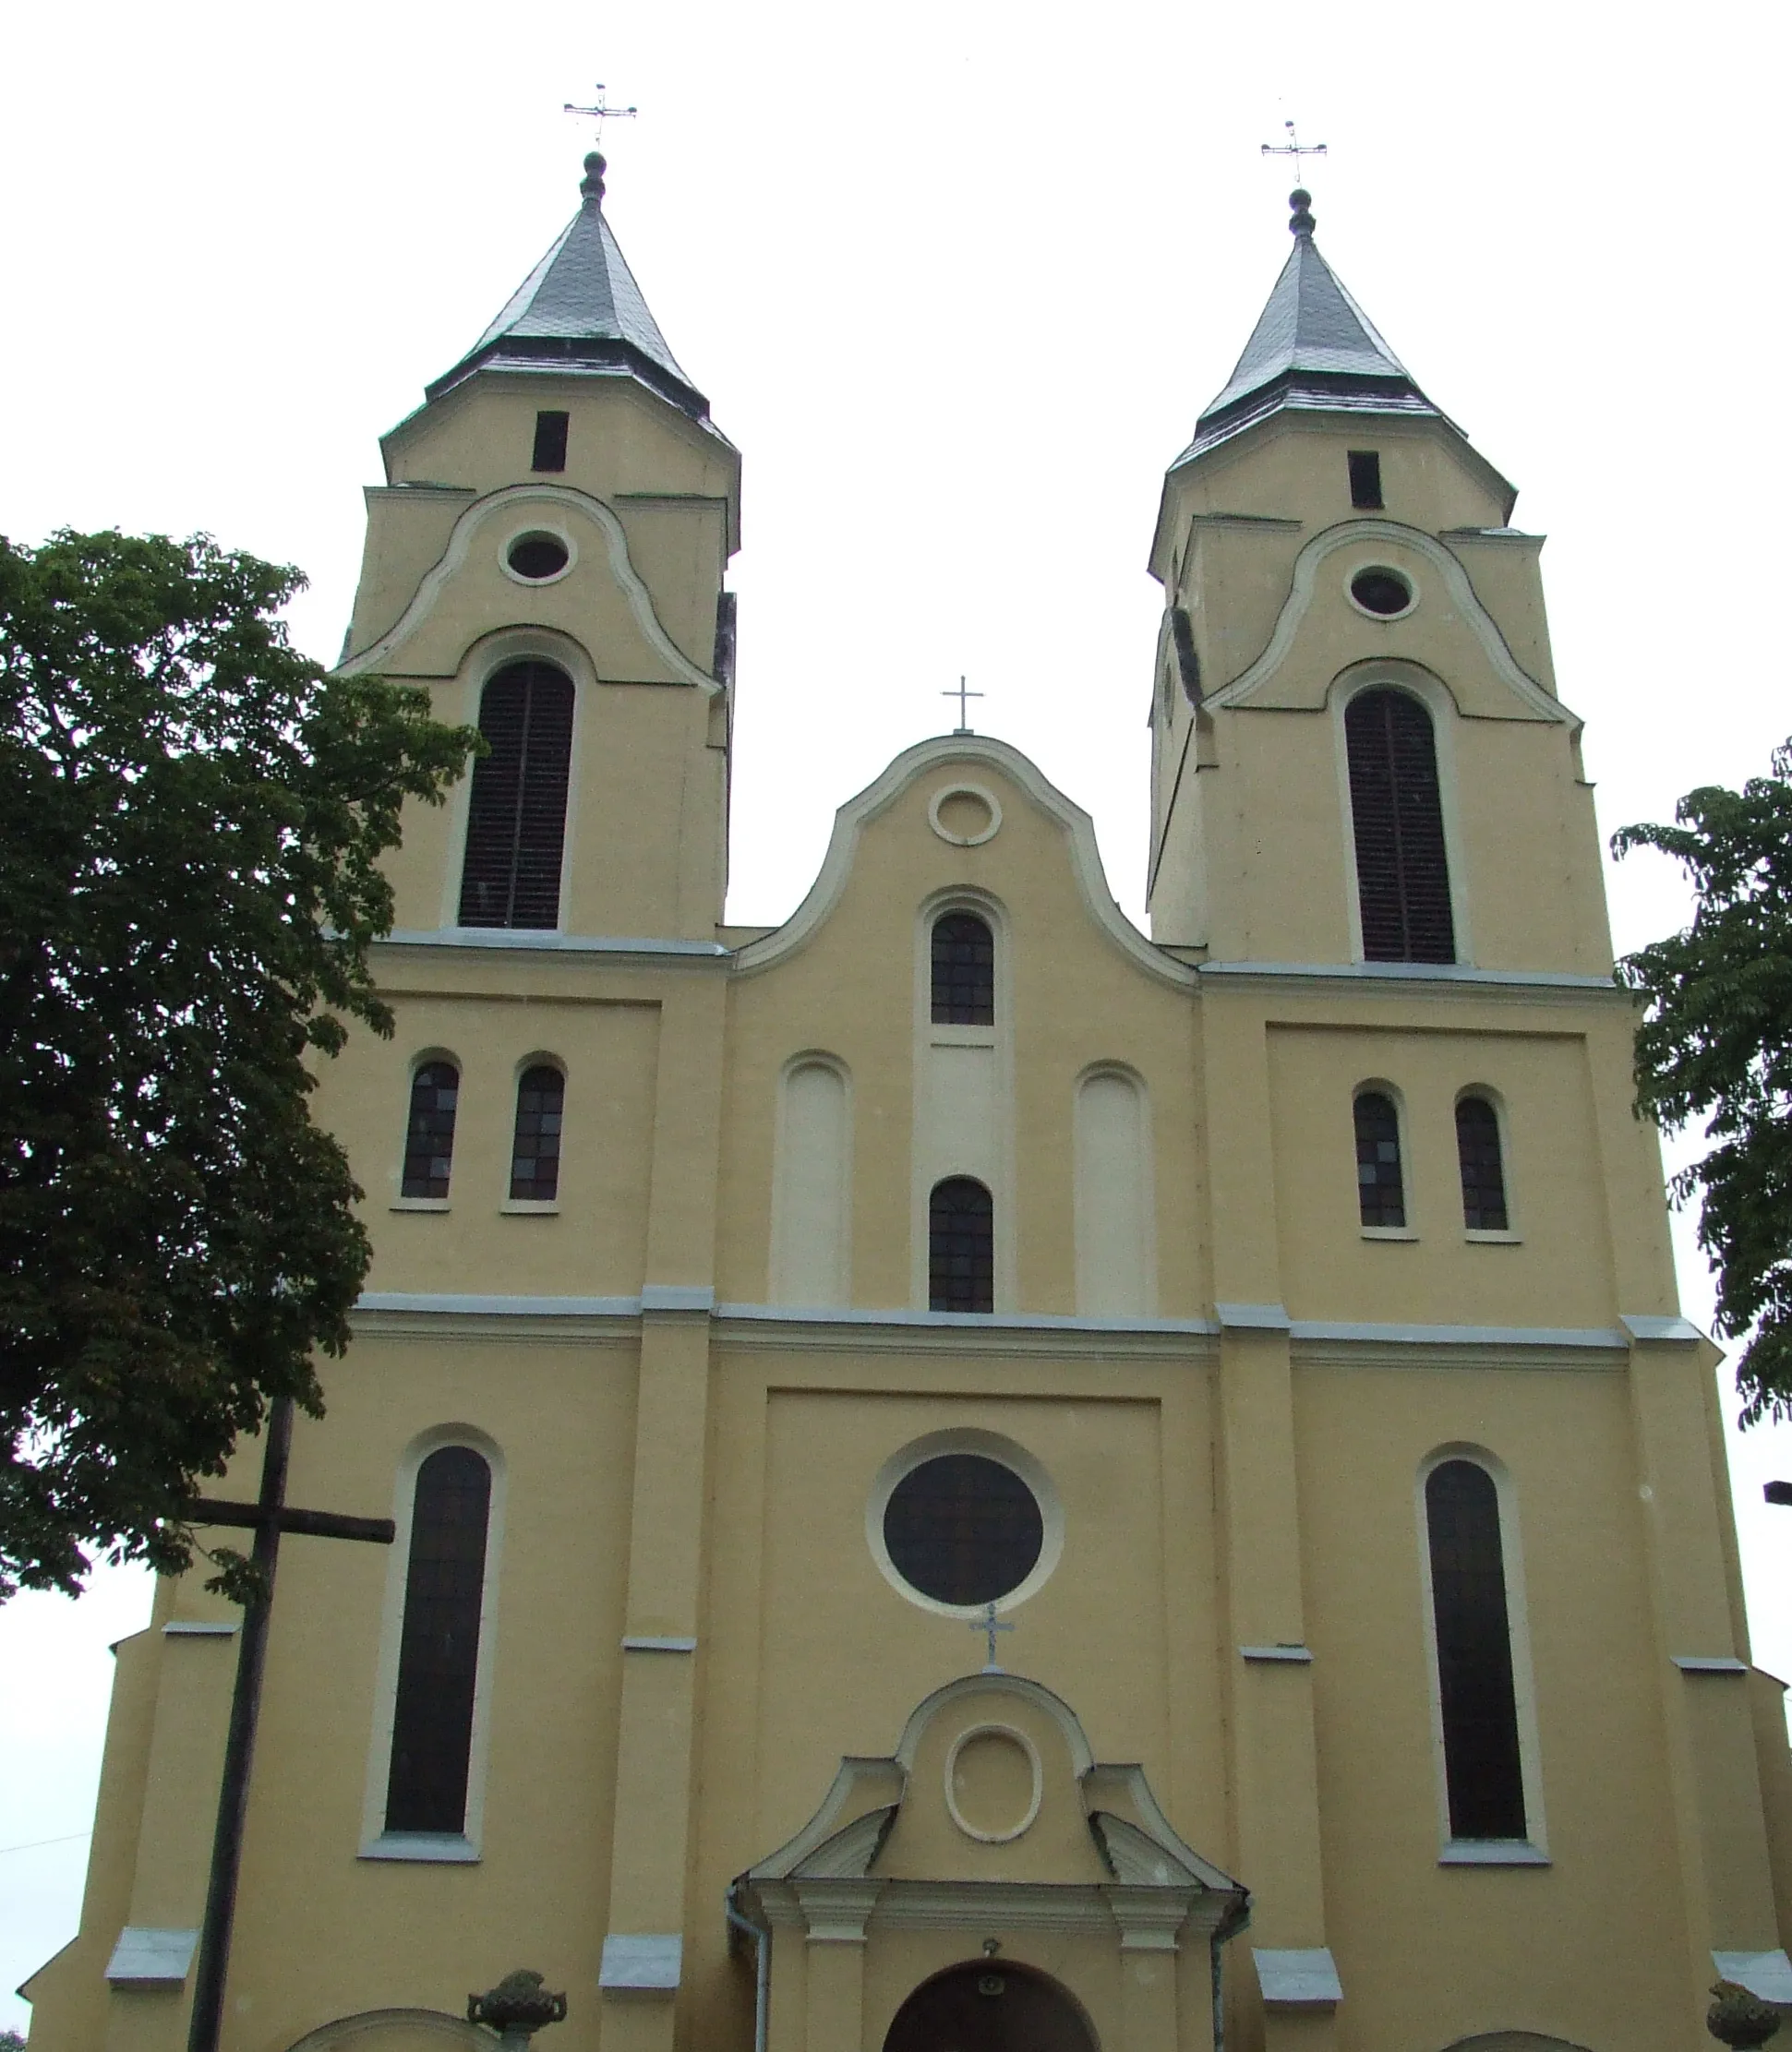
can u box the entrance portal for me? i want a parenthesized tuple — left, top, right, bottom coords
(884, 1962, 1098, 2052)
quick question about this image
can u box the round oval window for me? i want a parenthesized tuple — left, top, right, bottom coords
(507, 532, 571, 581)
(1350, 566, 1413, 617)
(883, 1454, 1043, 1606)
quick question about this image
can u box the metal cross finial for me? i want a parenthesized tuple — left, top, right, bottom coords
(970, 1602, 1016, 1674)
(943, 676, 983, 734)
(1261, 119, 1327, 171)
(563, 83, 638, 146)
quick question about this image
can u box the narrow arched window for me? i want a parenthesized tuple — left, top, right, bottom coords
(401, 1061, 459, 1200)
(1456, 1096, 1508, 1230)
(1425, 1459, 1526, 1840)
(930, 1177, 993, 1313)
(385, 1446, 492, 1835)
(510, 1065, 564, 1202)
(931, 913, 994, 1025)
(458, 661, 574, 930)
(1354, 1090, 1405, 1228)
(1345, 688, 1456, 963)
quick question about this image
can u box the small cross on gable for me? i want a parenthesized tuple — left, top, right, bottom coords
(943, 676, 983, 735)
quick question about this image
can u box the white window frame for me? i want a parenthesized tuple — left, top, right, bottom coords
(359, 1425, 507, 1864)
(1413, 1444, 1549, 1866)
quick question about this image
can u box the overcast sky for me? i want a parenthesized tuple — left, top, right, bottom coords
(5, 0, 1791, 2029)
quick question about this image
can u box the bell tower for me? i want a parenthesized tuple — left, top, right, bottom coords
(1145, 188, 1610, 978)
(339, 150, 741, 943)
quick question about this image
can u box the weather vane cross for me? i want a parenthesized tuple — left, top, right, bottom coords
(1261, 118, 1327, 172)
(970, 1602, 1015, 1674)
(943, 676, 983, 735)
(563, 83, 638, 146)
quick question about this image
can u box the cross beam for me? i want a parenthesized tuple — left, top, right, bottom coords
(184, 1398, 395, 2052)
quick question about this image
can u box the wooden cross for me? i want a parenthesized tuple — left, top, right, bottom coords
(1260, 119, 1327, 172)
(562, 83, 638, 146)
(943, 676, 983, 734)
(969, 1601, 1016, 1674)
(183, 1398, 396, 2052)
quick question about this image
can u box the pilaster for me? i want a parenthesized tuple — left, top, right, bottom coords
(1628, 1331, 1779, 2034)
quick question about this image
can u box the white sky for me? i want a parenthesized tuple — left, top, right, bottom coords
(4, 0, 1791, 2031)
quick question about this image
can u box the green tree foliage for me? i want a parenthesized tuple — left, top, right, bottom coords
(1615, 739, 1792, 1422)
(0, 530, 477, 1597)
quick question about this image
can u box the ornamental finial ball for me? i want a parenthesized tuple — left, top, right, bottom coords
(581, 151, 607, 202)
(1289, 187, 1316, 237)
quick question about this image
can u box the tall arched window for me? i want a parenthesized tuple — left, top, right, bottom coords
(510, 1064, 565, 1202)
(1456, 1095, 1509, 1230)
(1345, 687, 1456, 964)
(1353, 1090, 1405, 1228)
(385, 1446, 493, 1836)
(930, 1176, 993, 1313)
(458, 661, 575, 930)
(1425, 1458, 1526, 1840)
(931, 913, 994, 1025)
(401, 1061, 460, 1200)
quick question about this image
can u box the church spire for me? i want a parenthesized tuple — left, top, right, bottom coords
(425, 150, 709, 420)
(1178, 187, 1451, 463)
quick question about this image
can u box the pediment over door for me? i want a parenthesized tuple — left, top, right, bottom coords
(731, 1674, 1248, 2052)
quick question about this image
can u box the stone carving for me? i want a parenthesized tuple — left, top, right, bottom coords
(1708, 1980, 1782, 2050)
(468, 1972, 568, 2047)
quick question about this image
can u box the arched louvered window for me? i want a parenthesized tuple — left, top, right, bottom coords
(1425, 1458, 1527, 1840)
(401, 1061, 459, 1200)
(458, 661, 574, 930)
(930, 1176, 993, 1314)
(1345, 687, 1456, 963)
(1354, 1090, 1405, 1229)
(931, 913, 994, 1025)
(385, 1446, 492, 1835)
(510, 1065, 564, 1203)
(1456, 1096, 1509, 1230)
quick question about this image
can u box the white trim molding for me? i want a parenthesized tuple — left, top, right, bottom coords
(1240, 1644, 1313, 1663)
(734, 735, 1197, 990)
(1207, 518, 1569, 723)
(866, 1429, 1064, 1619)
(337, 483, 721, 695)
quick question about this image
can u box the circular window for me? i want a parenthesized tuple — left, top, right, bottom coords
(507, 532, 571, 582)
(1349, 566, 1413, 618)
(883, 1453, 1043, 1606)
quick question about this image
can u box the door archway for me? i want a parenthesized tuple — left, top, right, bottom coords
(883, 1962, 1098, 2052)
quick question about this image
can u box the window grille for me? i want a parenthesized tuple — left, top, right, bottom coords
(1425, 1459, 1527, 1839)
(401, 1062, 459, 1200)
(1456, 1097, 1509, 1230)
(1354, 1091, 1405, 1229)
(1345, 688, 1456, 963)
(883, 1454, 1043, 1605)
(510, 1065, 564, 1202)
(930, 1176, 993, 1313)
(931, 913, 994, 1025)
(384, 1446, 492, 1835)
(458, 662, 574, 930)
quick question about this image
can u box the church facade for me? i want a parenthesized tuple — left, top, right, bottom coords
(25, 156, 1792, 2052)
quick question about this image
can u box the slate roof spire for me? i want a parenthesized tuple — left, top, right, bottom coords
(425, 150, 709, 420)
(1177, 187, 1452, 463)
